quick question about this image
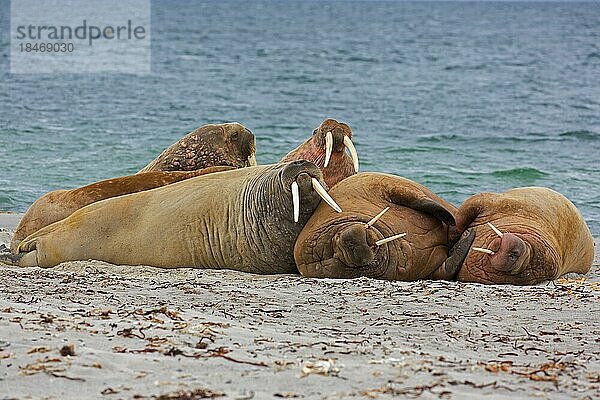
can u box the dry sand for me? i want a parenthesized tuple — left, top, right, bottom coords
(0, 212, 598, 400)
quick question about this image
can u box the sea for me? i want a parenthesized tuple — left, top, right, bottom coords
(0, 1, 599, 234)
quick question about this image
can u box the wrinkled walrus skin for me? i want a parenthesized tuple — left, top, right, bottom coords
(13, 162, 329, 273)
(454, 187, 594, 285)
(9, 166, 234, 253)
(140, 122, 256, 172)
(280, 119, 358, 188)
(294, 172, 470, 281)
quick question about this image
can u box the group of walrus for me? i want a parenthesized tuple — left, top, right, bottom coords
(1, 119, 595, 285)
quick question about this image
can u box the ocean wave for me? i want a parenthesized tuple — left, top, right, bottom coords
(558, 130, 598, 140)
(490, 167, 548, 180)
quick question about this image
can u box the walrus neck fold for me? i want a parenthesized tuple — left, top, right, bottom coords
(236, 163, 324, 274)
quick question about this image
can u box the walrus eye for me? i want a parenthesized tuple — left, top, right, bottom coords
(509, 251, 519, 261)
(230, 131, 240, 141)
(312, 129, 318, 136)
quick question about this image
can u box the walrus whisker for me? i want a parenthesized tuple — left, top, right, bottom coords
(487, 222, 503, 238)
(375, 233, 406, 246)
(324, 131, 333, 168)
(366, 206, 390, 228)
(343, 136, 359, 173)
(472, 247, 495, 255)
(311, 178, 342, 213)
(291, 181, 300, 223)
(248, 154, 257, 167)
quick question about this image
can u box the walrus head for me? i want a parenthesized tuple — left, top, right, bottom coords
(294, 173, 458, 281)
(235, 160, 344, 274)
(455, 223, 547, 285)
(139, 122, 257, 173)
(451, 191, 565, 285)
(280, 119, 358, 188)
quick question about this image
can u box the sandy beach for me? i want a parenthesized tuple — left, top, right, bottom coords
(0, 213, 598, 400)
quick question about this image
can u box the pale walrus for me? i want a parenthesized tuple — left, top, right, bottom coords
(280, 119, 359, 188)
(8, 161, 343, 272)
(294, 172, 474, 281)
(9, 166, 234, 253)
(452, 187, 594, 285)
(139, 122, 257, 172)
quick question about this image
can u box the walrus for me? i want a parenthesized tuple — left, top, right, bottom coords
(9, 166, 234, 253)
(294, 173, 474, 281)
(280, 119, 359, 188)
(452, 187, 594, 285)
(139, 122, 257, 172)
(7, 161, 343, 272)
(9, 122, 256, 253)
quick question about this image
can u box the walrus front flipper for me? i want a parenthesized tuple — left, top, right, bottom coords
(387, 185, 456, 226)
(412, 198, 456, 226)
(429, 229, 475, 280)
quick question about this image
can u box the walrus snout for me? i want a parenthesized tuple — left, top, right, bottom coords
(334, 224, 379, 268)
(317, 119, 359, 173)
(281, 160, 325, 189)
(281, 160, 343, 223)
(489, 233, 531, 275)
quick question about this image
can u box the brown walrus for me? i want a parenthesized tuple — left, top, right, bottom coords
(9, 122, 256, 253)
(281, 119, 358, 188)
(9, 166, 234, 253)
(140, 122, 257, 172)
(452, 187, 594, 285)
(8, 161, 343, 272)
(294, 172, 474, 281)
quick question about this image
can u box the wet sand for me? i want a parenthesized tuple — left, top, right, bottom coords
(0, 213, 598, 399)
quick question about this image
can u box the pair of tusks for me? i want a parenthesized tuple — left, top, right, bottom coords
(364, 206, 407, 246)
(291, 178, 343, 223)
(471, 222, 504, 255)
(248, 154, 257, 167)
(324, 131, 359, 173)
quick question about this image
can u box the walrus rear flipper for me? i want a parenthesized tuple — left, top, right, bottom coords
(429, 229, 475, 280)
(0, 250, 27, 266)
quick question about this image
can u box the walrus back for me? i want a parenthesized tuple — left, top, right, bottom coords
(16, 165, 274, 268)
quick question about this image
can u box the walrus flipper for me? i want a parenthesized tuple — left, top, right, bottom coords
(412, 198, 456, 227)
(387, 186, 456, 226)
(429, 229, 476, 280)
(0, 250, 27, 266)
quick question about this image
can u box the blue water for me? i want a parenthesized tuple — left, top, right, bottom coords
(1, 1, 599, 233)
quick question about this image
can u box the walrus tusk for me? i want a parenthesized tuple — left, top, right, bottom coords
(343, 136, 359, 173)
(311, 178, 342, 213)
(324, 131, 333, 168)
(248, 154, 257, 167)
(291, 181, 300, 223)
(472, 247, 495, 255)
(375, 233, 406, 246)
(487, 222, 503, 238)
(366, 206, 390, 228)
